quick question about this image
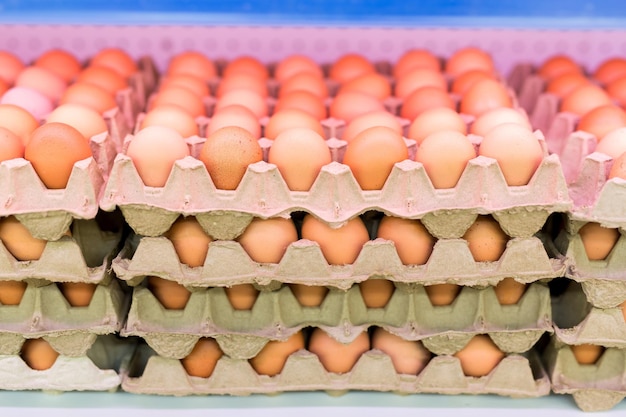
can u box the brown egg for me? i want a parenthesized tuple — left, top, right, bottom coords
(0, 127, 24, 161)
(249, 332, 305, 376)
(425, 283, 462, 306)
(415, 130, 476, 189)
(35, 49, 82, 83)
(359, 279, 395, 308)
(609, 152, 626, 179)
(470, 107, 531, 137)
(342, 111, 402, 143)
(159, 74, 210, 98)
(214, 89, 268, 119)
(165, 216, 212, 267)
(15, 66, 66, 102)
(0, 51, 24, 84)
(460, 79, 512, 117)
(25, 123, 92, 189)
(279, 72, 329, 99)
(478, 123, 544, 186)
(462, 215, 509, 262)
(224, 284, 259, 310)
(0, 104, 39, 145)
(167, 51, 217, 82)
(223, 56, 268, 80)
(207, 104, 261, 139)
(329, 91, 385, 123)
(621, 301, 626, 325)
(394, 49, 441, 79)
(264, 109, 324, 140)
(371, 328, 431, 374)
(451, 70, 495, 96)
(0, 280, 27, 305)
(180, 337, 223, 378)
(560, 84, 612, 116)
(394, 68, 448, 100)
(400, 87, 456, 120)
(216, 73, 268, 99)
(537, 55, 582, 81)
(90, 47, 137, 78)
(147, 276, 192, 310)
(594, 57, 626, 85)
(268, 127, 331, 191)
(308, 329, 370, 373)
(46, 104, 108, 140)
(454, 335, 505, 377)
(199, 126, 263, 190)
(274, 90, 327, 121)
(150, 86, 206, 117)
(408, 107, 467, 145)
(76, 65, 127, 95)
(140, 105, 199, 138)
(274, 55, 323, 82)
(60, 82, 118, 114)
(342, 126, 408, 190)
(288, 284, 328, 307)
(578, 222, 620, 261)
(494, 278, 528, 305)
(0, 216, 47, 261)
(329, 53, 376, 84)
(570, 344, 604, 365)
(21, 338, 59, 371)
(301, 215, 370, 265)
(445, 47, 495, 78)
(57, 282, 97, 307)
(338, 72, 392, 101)
(606, 75, 626, 108)
(596, 127, 626, 159)
(376, 216, 436, 265)
(237, 217, 298, 263)
(0, 78, 7, 96)
(546, 72, 590, 99)
(578, 105, 626, 142)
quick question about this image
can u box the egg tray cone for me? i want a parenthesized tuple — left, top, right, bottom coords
(0, 334, 129, 392)
(120, 340, 549, 397)
(100, 129, 570, 240)
(121, 282, 551, 359)
(508, 65, 544, 115)
(543, 335, 626, 412)
(113, 234, 563, 290)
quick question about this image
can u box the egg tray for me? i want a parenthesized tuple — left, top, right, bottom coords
(100, 129, 570, 240)
(0, 334, 130, 393)
(121, 281, 551, 360)
(0, 278, 129, 357)
(543, 336, 626, 412)
(120, 341, 549, 398)
(506, 63, 540, 113)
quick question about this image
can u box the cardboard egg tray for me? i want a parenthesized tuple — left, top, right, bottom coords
(0, 334, 130, 392)
(120, 282, 551, 359)
(121, 336, 549, 398)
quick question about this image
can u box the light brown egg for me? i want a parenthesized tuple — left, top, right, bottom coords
(454, 334, 505, 377)
(165, 216, 212, 267)
(60, 82, 118, 114)
(0, 280, 27, 305)
(470, 107, 531, 137)
(301, 215, 370, 265)
(167, 51, 217, 82)
(222, 55, 268, 80)
(237, 217, 298, 263)
(199, 126, 263, 190)
(606, 75, 626, 108)
(90, 47, 137, 78)
(546, 72, 590, 99)
(249, 332, 305, 376)
(159, 74, 210, 99)
(0, 104, 39, 145)
(578, 222, 620, 261)
(415, 130, 476, 189)
(462, 215, 509, 262)
(0, 51, 24, 84)
(560, 84, 612, 116)
(329, 91, 385, 123)
(570, 344, 604, 365)
(338, 72, 392, 101)
(308, 329, 370, 374)
(342, 111, 402, 143)
(274, 55, 323, 82)
(394, 49, 441, 79)
(451, 69, 495, 96)
(279, 72, 329, 99)
(0, 216, 47, 261)
(216, 73, 268, 99)
(596, 127, 626, 159)
(126, 125, 190, 187)
(609, 152, 626, 179)
(372, 328, 431, 374)
(394, 68, 448, 100)
(35, 49, 82, 83)
(0, 127, 24, 161)
(207, 104, 261, 139)
(274, 90, 327, 121)
(76, 65, 127, 96)
(264, 109, 325, 140)
(537, 55, 582, 81)
(25, 122, 92, 189)
(180, 337, 223, 378)
(21, 338, 59, 371)
(15, 66, 66, 102)
(329, 53, 376, 84)
(408, 107, 467, 145)
(215, 89, 268, 119)
(594, 57, 626, 85)
(578, 105, 626, 142)
(478, 123, 544, 186)
(288, 284, 328, 307)
(494, 278, 528, 305)
(445, 47, 495, 78)
(343, 126, 408, 190)
(268, 127, 332, 191)
(425, 283, 462, 306)
(45, 104, 108, 140)
(147, 276, 192, 310)
(359, 279, 395, 308)
(400, 87, 456, 120)
(140, 105, 199, 138)
(224, 284, 259, 310)
(57, 282, 97, 307)
(0, 86, 54, 120)
(376, 216, 436, 265)
(460, 79, 512, 117)
(150, 86, 206, 118)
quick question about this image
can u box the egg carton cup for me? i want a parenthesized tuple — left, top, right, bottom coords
(0, 334, 130, 393)
(544, 337, 626, 412)
(529, 92, 561, 142)
(121, 282, 551, 359)
(113, 234, 563, 290)
(506, 62, 536, 97)
(116, 55, 159, 129)
(121, 341, 549, 398)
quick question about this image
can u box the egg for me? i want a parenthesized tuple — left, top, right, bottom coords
(400, 86, 456, 120)
(274, 90, 327, 121)
(165, 216, 212, 267)
(459, 79, 512, 117)
(45, 104, 108, 140)
(76, 65, 128, 96)
(546, 72, 590, 98)
(329, 53, 376, 84)
(570, 344, 605, 365)
(140, 105, 199, 138)
(560, 84, 613, 116)
(0, 78, 7, 96)
(445, 47, 495, 78)
(268, 127, 332, 191)
(199, 126, 263, 190)
(478, 123, 544, 186)
(408, 107, 467, 145)
(180, 337, 223, 378)
(342, 110, 403, 143)
(450, 69, 495, 96)
(207, 104, 261, 139)
(0, 51, 24, 84)
(359, 279, 395, 308)
(578, 222, 620, 261)
(301, 215, 370, 265)
(494, 278, 528, 305)
(167, 51, 217, 82)
(577, 105, 626, 142)
(90, 47, 137, 78)
(35, 49, 82, 83)
(236, 217, 298, 263)
(0, 104, 39, 145)
(338, 72, 392, 101)
(278, 72, 329, 99)
(462, 215, 509, 262)
(453, 334, 505, 377)
(342, 126, 409, 190)
(0, 216, 47, 261)
(288, 284, 328, 307)
(394, 68, 448, 100)
(376, 216, 436, 265)
(371, 328, 431, 374)
(159, 74, 210, 99)
(596, 127, 626, 158)
(0, 126, 24, 162)
(308, 329, 370, 373)
(15, 66, 66, 102)
(214, 89, 268, 119)
(415, 130, 476, 189)
(224, 284, 259, 310)
(264, 109, 325, 140)
(425, 283, 462, 306)
(25, 122, 93, 189)
(223, 56, 268, 80)
(609, 152, 626, 179)
(274, 55, 323, 82)
(57, 282, 97, 307)
(216, 73, 268, 99)
(150, 86, 206, 117)
(393, 49, 441, 79)
(329, 91, 385, 123)
(470, 107, 531, 137)
(249, 332, 305, 376)
(594, 57, 626, 85)
(21, 338, 59, 371)
(0, 86, 54, 120)
(126, 125, 190, 187)
(147, 276, 191, 310)
(60, 82, 118, 114)
(537, 55, 582, 81)
(0, 280, 27, 305)
(606, 75, 626, 108)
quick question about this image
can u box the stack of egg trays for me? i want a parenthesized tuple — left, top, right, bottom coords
(102, 123, 569, 397)
(542, 143, 626, 412)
